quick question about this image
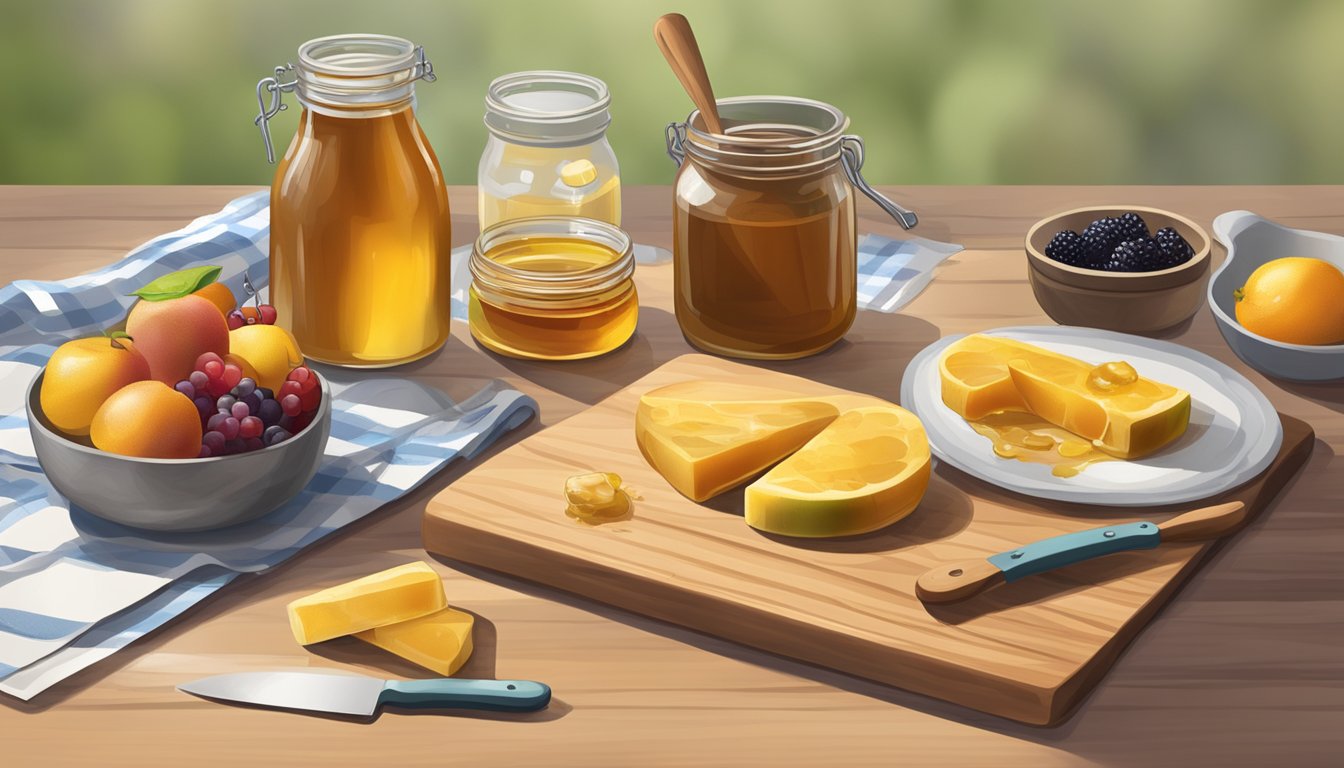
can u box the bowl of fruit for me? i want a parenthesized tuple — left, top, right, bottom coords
(1207, 210, 1344, 381)
(25, 266, 331, 532)
(1026, 206, 1211, 334)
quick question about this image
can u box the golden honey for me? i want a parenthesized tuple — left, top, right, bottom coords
(468, 217, 637, 360)
(265, 35, 451, 368)
(966, 412, 1117, 478)
(563, 471, 635, 524)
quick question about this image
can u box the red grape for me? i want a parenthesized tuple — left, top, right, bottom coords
(287, 366, 311, 385)
(195, 352, 224, 370)
(300, 387, 320, 412)
(280, 394, 302, 417)
(219, 416, 240, 440)
(231, 401, 250, 420)
(203, 431, 226, 453)
(279, 380, 302, 399)
(202, 360, 223, 379)
(221, 364, 242, 390)
(239, 416, 263, 439)
(244, 436, 265, 452)
(206, 413, 229, 432)
(174, 380, 195, 399)
(189, 370, 209, 390)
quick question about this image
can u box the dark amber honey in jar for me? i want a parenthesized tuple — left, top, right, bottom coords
(669, 97, 910, 360)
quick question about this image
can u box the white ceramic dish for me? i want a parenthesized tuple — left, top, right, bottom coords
(900, 326, 1282, 507)
(1209, 210, 1344, 381)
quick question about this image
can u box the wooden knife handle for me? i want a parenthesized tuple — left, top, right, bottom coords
(915, 558, 1006, 604)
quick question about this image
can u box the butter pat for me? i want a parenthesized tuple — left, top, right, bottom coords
(355, 607, 475, 676)
(286, 562, 446, 645)
(560, 159, 598, 187)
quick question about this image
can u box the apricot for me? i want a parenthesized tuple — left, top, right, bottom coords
(40, 335, 152, 437)
(126, 294, 230, 384)
(90, 380, 203, 459)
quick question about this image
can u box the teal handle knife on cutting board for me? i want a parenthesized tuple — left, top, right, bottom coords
(915, 501, 1247, 604)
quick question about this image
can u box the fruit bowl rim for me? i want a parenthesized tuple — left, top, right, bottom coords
(1025, 204, 1212, 283)
(25, 368, 331, 465)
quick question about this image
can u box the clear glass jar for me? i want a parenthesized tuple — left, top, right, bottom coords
(666, 96, 916, 360)
(479, 71, 621, 229)
(468, 217, 637, 360)
(254, 34, 451, 367)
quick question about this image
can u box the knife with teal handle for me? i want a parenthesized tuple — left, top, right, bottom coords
(915, 501, 1247, 604)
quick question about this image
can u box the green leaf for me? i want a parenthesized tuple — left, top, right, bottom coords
(130, 265, 222, 301)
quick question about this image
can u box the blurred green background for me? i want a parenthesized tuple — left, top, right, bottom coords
(2, 0, 1341, 185)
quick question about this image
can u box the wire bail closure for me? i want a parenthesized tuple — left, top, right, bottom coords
(253, 45, 436, 165)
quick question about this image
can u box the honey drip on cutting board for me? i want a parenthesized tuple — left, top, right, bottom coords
(967, 412, 1117, 478)
(564, 472, 637, 525)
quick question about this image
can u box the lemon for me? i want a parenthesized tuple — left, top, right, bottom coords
(228, 324, 304, 391)
(745, 405, 931, 538)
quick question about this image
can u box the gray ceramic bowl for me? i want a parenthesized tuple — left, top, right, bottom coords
(1209, 211, 1344, 382)
(26, 371, 331, 532)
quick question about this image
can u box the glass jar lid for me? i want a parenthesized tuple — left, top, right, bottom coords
(485, 71, 612, 147)
(295, 34, 433, 113)
(471, 217, 634, 309)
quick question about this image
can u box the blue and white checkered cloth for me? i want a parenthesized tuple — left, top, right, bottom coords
(0, 192, 537, 700)
(0, 190, 957, 700)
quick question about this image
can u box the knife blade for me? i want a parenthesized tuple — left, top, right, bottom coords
(915, 501, 1247, 604)
(178, 670, 551, 716)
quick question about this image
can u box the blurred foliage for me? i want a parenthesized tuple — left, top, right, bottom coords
(1, 0, 1341, 185)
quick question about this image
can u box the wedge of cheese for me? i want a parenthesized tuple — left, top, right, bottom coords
(939, 334, 1190, 459)
(287, 562, 446, 645)
(635, 381, 843, 501)
(355, 606, 475, 676)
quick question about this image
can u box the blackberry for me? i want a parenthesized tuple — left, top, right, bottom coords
(1081, 217, 1125, 261)
(1153, 227, 1194, 267)
(1101, 238, 1162, 272)
(1044, 229, 1089, 266)
(1117, 212, 1150, 242)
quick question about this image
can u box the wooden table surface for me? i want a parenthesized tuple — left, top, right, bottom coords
(1, 186, 1340, 767)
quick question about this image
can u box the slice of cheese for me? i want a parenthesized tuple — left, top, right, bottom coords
(635, 381, 842, 502)
(286, 562, 446, 645)
(939, 334, 1190, 460)
(355, 607, 475, 676)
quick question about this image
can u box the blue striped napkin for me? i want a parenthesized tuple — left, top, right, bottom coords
(0, 192, 536, 700)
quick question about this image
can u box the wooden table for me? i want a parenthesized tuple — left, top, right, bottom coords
(1, 186, 1340, 767)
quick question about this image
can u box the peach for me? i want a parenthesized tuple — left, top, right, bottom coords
(40, 335, 152, 437)
(90, 380, 202, 459)
(125, 294, 230, 384)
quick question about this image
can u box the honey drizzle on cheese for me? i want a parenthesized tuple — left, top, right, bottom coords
(967, 411, 1117, 478)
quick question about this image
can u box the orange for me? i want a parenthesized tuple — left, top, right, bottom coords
(40, 336, 151, 437)
(193, 281, 237, 318)
(1235, 257, 1344, 345)
(125, 294, 231, 384)
(90, 381, 202, 459)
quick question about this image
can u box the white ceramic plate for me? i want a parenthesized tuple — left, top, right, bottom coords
(900, 326, 1282, 506)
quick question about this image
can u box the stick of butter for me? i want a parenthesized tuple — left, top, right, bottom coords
(286, 562, 446, 645)
(354, 607, 476, 676)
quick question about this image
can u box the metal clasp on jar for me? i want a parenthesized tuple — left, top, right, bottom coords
(664, 122, 917, 230)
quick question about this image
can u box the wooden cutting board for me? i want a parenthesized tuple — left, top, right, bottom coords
(423, 354, 1313, 725)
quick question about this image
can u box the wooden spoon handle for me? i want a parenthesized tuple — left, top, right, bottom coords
(915, 558, 1006, 604)
(653, 13, 724, 135)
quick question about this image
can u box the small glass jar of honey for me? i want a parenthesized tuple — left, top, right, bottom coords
(468, 217, 637, 360)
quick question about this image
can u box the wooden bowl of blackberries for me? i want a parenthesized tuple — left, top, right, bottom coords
(1025, 206, 1211, 335)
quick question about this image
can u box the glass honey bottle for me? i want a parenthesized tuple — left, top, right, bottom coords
(254, 34, 451, 367)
